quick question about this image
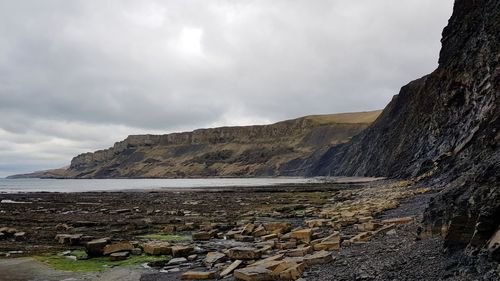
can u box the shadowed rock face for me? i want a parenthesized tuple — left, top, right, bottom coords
(42, 111, 379, 179)
(307, 0, 499, 251)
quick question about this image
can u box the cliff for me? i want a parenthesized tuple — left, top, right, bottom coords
(51, 110, 380, 178)
(306, 0, 499, 254)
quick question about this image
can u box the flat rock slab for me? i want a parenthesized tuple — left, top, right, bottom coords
(143, 241, 172, 255)
(234, 266, 272, 281)
(104, 241, 134, 255)
(228, 247, 262, 260)
(181, 271, 216, 280)
(220, 260, 242, 277)
(110, 251, 130, 261)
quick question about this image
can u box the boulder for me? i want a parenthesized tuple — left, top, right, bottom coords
(110, 251, 129, 261)
(252, 225, 267, 237)
(226, 229, 243, 239)
(242, 224, 255, 235)
(172, 245, 194, 257)
(249, 254, 284, 268)
(192, 231, 211, 241)
(305, 219, 329, 228)
(303, 250, 333, 266)
(131, 248, 142, 255)
(228, 247, 262, 260)
(286, 246, 312, 257)
(234, 266, 272, 281)
(103, 241, 134, 255)
(313, 241, 339, 251)
(55, 234, 83, 245)
(143, 241, 172, 255)
(168, 257, 188, 265)
(0, 227, 17, 235)
(181, 271, 217, 280)
(203, 252, 226, 267)
(291, 229, 312, 243)
(85, 238, 110, 256)
(263, 222, 292, 234)
(235, 235, 255, 242)
(14, 232, 26, 241)
(271, 261, 305, 280)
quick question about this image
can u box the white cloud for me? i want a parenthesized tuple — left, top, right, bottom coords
(0, 0, 455, 177)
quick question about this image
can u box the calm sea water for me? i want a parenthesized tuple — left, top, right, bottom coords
(0, 177, 323, 193)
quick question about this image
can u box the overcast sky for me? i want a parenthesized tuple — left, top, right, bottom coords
(0, 0, 454, 177)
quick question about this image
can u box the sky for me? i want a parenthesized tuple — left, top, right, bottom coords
(0, 0, 455, 177)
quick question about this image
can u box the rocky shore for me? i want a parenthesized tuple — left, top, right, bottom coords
(1, 180, 497, 280)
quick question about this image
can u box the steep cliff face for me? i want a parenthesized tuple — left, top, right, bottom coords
(62, 111, 380, 178)
(309, 0, 499, 252)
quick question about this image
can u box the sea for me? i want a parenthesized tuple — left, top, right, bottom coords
(0, 177, 325, 193)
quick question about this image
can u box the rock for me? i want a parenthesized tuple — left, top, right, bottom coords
(235, 235, 255, 242)
(276, 241, 297, 250)
(381, 217, 413, 225)
(286, 246, 312, 257)
(263, 222, 292, 234)
(181, 271, 217, 280)
(55, 234, 83, 245)
(249, 254, 284, 268)
(103, 241, 134, 255)
(85, 238, 110, 256)
(143, 241, 172, 255)
(356, 222, 376, 232)
(291, 229, 313, 243)
(322, 232, 340, 242)
(350, 232, 371, 243)
(110, 251, 129, 261)
(234, 266, 272, 281)
(386, 229, 397, 235)
(228, 247, 262, 260)
(372, 224, 396, 236)
(252, 225, 267, 237)
(220, 260, 243, 277)
(488, 229, 500, 249)
(131, 248, 142, 255)
(14, 232, 26, 241)
(314, 232, 340, 250)
(242, 224, 255, 235)
(188, 254, 198, 261)
(171, 245, 194, 257)
(0, 227, 17, 235)
(168, 257, 188, 265)
(55, 223, 70, 231)
(65, 255, 77, 261)
(203, 252, 226, 267)
(192, 231, 212, 241)
(162, 225, 176, 234)
(305, 219, 329, 228)
(271, 261, 306, 280)
(261, 233, 277, 241)
(303, 250, 333, 266)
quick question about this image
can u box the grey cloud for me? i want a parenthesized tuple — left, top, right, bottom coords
(0, 0, 454, 176)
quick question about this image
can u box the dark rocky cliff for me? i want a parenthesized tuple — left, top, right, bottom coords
(308, 0, 499, 254)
